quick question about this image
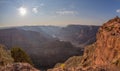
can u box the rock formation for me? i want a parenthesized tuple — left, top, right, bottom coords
(0, 63, 39, 71)
(0, 44, 13, 66)
(48, 17, 120, 71)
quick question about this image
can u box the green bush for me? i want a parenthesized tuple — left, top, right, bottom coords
(11, 47, 33, 65)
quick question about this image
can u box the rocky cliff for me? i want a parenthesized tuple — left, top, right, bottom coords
(48, 17, 120, 71)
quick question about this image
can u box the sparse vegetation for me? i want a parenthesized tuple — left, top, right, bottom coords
(60, 64, 65, 69)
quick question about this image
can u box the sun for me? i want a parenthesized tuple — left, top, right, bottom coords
(18, 7, 27, 16)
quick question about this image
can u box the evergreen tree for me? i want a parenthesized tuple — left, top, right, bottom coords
(11, 47, 33, 65)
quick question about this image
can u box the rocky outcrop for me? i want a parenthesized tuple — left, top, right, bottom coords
(48, 17, 120, 71)
(0, 63, 40, 71)
(0, 44, 39, 71)
(82, 16, 120, 67)
(0, 44, 13, 66)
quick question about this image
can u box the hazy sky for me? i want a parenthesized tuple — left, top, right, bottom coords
(0, 0, 120, 27)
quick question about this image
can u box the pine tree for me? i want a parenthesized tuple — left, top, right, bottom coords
(11, 47, 33, 65)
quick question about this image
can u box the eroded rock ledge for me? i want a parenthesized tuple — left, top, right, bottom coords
(0, 63, 40, 71)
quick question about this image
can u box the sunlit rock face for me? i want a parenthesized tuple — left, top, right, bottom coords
(94, 16, 120, 66)
(81, 17, 120, 66)
(81, 16, 120, 70)
(48, 17, 120, 71)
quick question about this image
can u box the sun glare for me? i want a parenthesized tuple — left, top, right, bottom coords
(18, 7, 27, 16)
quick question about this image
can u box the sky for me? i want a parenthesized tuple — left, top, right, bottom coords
(0, 0, 120, 27)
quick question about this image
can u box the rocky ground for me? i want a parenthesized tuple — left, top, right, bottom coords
(0, 63, 40, 71)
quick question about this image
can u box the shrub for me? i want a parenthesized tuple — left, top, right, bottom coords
(11, 47, 33, 65)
